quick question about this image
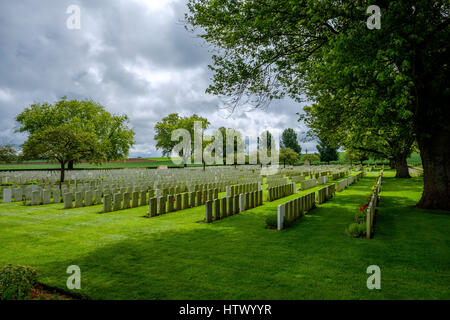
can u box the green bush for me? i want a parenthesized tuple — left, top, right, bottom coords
(354, 211, 366, 223)
(0, 264, 38, 300)
(265, 216, 278, 229)
(345, 223, 367, 238)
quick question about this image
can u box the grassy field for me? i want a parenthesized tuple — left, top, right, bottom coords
(0, 170, 448, 299)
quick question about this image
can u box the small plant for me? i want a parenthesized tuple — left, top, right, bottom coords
(0, 264, 38, 300)
(345, 222, 367, 238)
(265, 216, 278, 229)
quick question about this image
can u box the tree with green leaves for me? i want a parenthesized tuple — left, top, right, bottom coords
(280, 128, 301, 154)
(0, 143, 17, 163)
(16, 98, 135, 183)
(154, 113, 210, 167)
(302, 154, 320, 164)
(279, 147, 299, 167)
(186, 0, 449, 209)
(344, 149, 369, 165)
(316, 138, 339, 164)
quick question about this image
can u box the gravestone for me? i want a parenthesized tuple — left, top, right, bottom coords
(132, 192, 139, 208)
(167, 195, 174, 212)
(205, 200, 213, 223)
(3, 188, 12, 203)
(213, 199, 220, 220)
(220, 198, 227, 218)
(113, 193, 122, 211)
(123, 192, 131, 209)
(63, 193, 73, 209)
(158, 197, 166, 215)
(75, 192, 83, 208)
(148, 197, 157, 217)
(239, 194, 245, 213)
(53, 188, 61, 203)
(43, 189, 51, 204)
(31, 190, 40, 205)
(85, 190, 93, 206)
(103, 194, 112, 213)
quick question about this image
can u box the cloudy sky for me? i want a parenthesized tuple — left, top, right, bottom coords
(0, 0, 317, 157)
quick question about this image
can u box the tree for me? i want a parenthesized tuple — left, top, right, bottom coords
(154, 113, 210, 166)
(0, 144, 17, 163)
(317, 139, 339, 164)
(280, 128, 301, 154)
(302, 154, 320, 163)
(279, 147, 298, 167)
(344, 150, 369, 165)
(186, 1, 450, 209)
(258, 130, 274, 151)
(16, 98, 135, 184)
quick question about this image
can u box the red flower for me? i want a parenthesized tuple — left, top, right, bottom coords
(360, 208, 364, 212)
(362, 204, 367, 208)
(173, 198, 176, 201)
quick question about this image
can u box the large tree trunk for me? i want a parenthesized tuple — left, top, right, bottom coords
(394, 153, 411, 179)
(416, 133, 450, 210)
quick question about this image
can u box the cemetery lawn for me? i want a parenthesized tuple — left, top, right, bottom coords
(0, 170, 448, 299)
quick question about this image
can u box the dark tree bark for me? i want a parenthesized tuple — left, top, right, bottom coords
(68, 160, 74, 170)
(415, 84, 450, 210)
(416, 131, 450, 210)
(59, 161, 66, 188)
(394, 153, 411, 179)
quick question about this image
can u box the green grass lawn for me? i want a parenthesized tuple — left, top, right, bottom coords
(0, 170, 448, 299)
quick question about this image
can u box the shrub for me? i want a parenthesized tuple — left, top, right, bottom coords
(265, 216, 278, 229)
(345, 222, 367, 238)
(0, 264, 38, 300)
(354, 211, 365, 223)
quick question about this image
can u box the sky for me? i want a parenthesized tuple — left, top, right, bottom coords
(0, 0, 318, 157)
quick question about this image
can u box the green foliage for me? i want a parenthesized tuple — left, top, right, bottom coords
(301, 154, 320, 163)
(16, 98, 135, 181)
(154, 113, 210, 159)
(0, 264, 38, 300)
(316, 138, 338, 163)
(186, 0, 450, 209)
(279, 147, 299, 167)
(0, 144, 17, 163)
(265, 216, 277, 229)
(345, 223, 367, 238)
(280, 128, 301, 154)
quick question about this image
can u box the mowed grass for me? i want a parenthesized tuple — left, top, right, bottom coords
(0, 170, 448, 299)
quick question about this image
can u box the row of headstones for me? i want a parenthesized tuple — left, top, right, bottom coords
(205, 190, 264, 223)
(267, 183, 296, 202)
(63, 190, 104, 209)
(317, 175, 329, 185)
(225, 182, 260, 197)
(2, 186, 64, 206)
(366, 169, 383, 239)
(267, 177, 290, 189)
(277, 192, 316, 230)
(146, 188, 220, 217)
(336, 175, 357, 192)
(317, 184, 336, 204)
(299, 178, 317, 191)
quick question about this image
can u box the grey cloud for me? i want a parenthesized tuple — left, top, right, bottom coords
(0, 0, 315, 155)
